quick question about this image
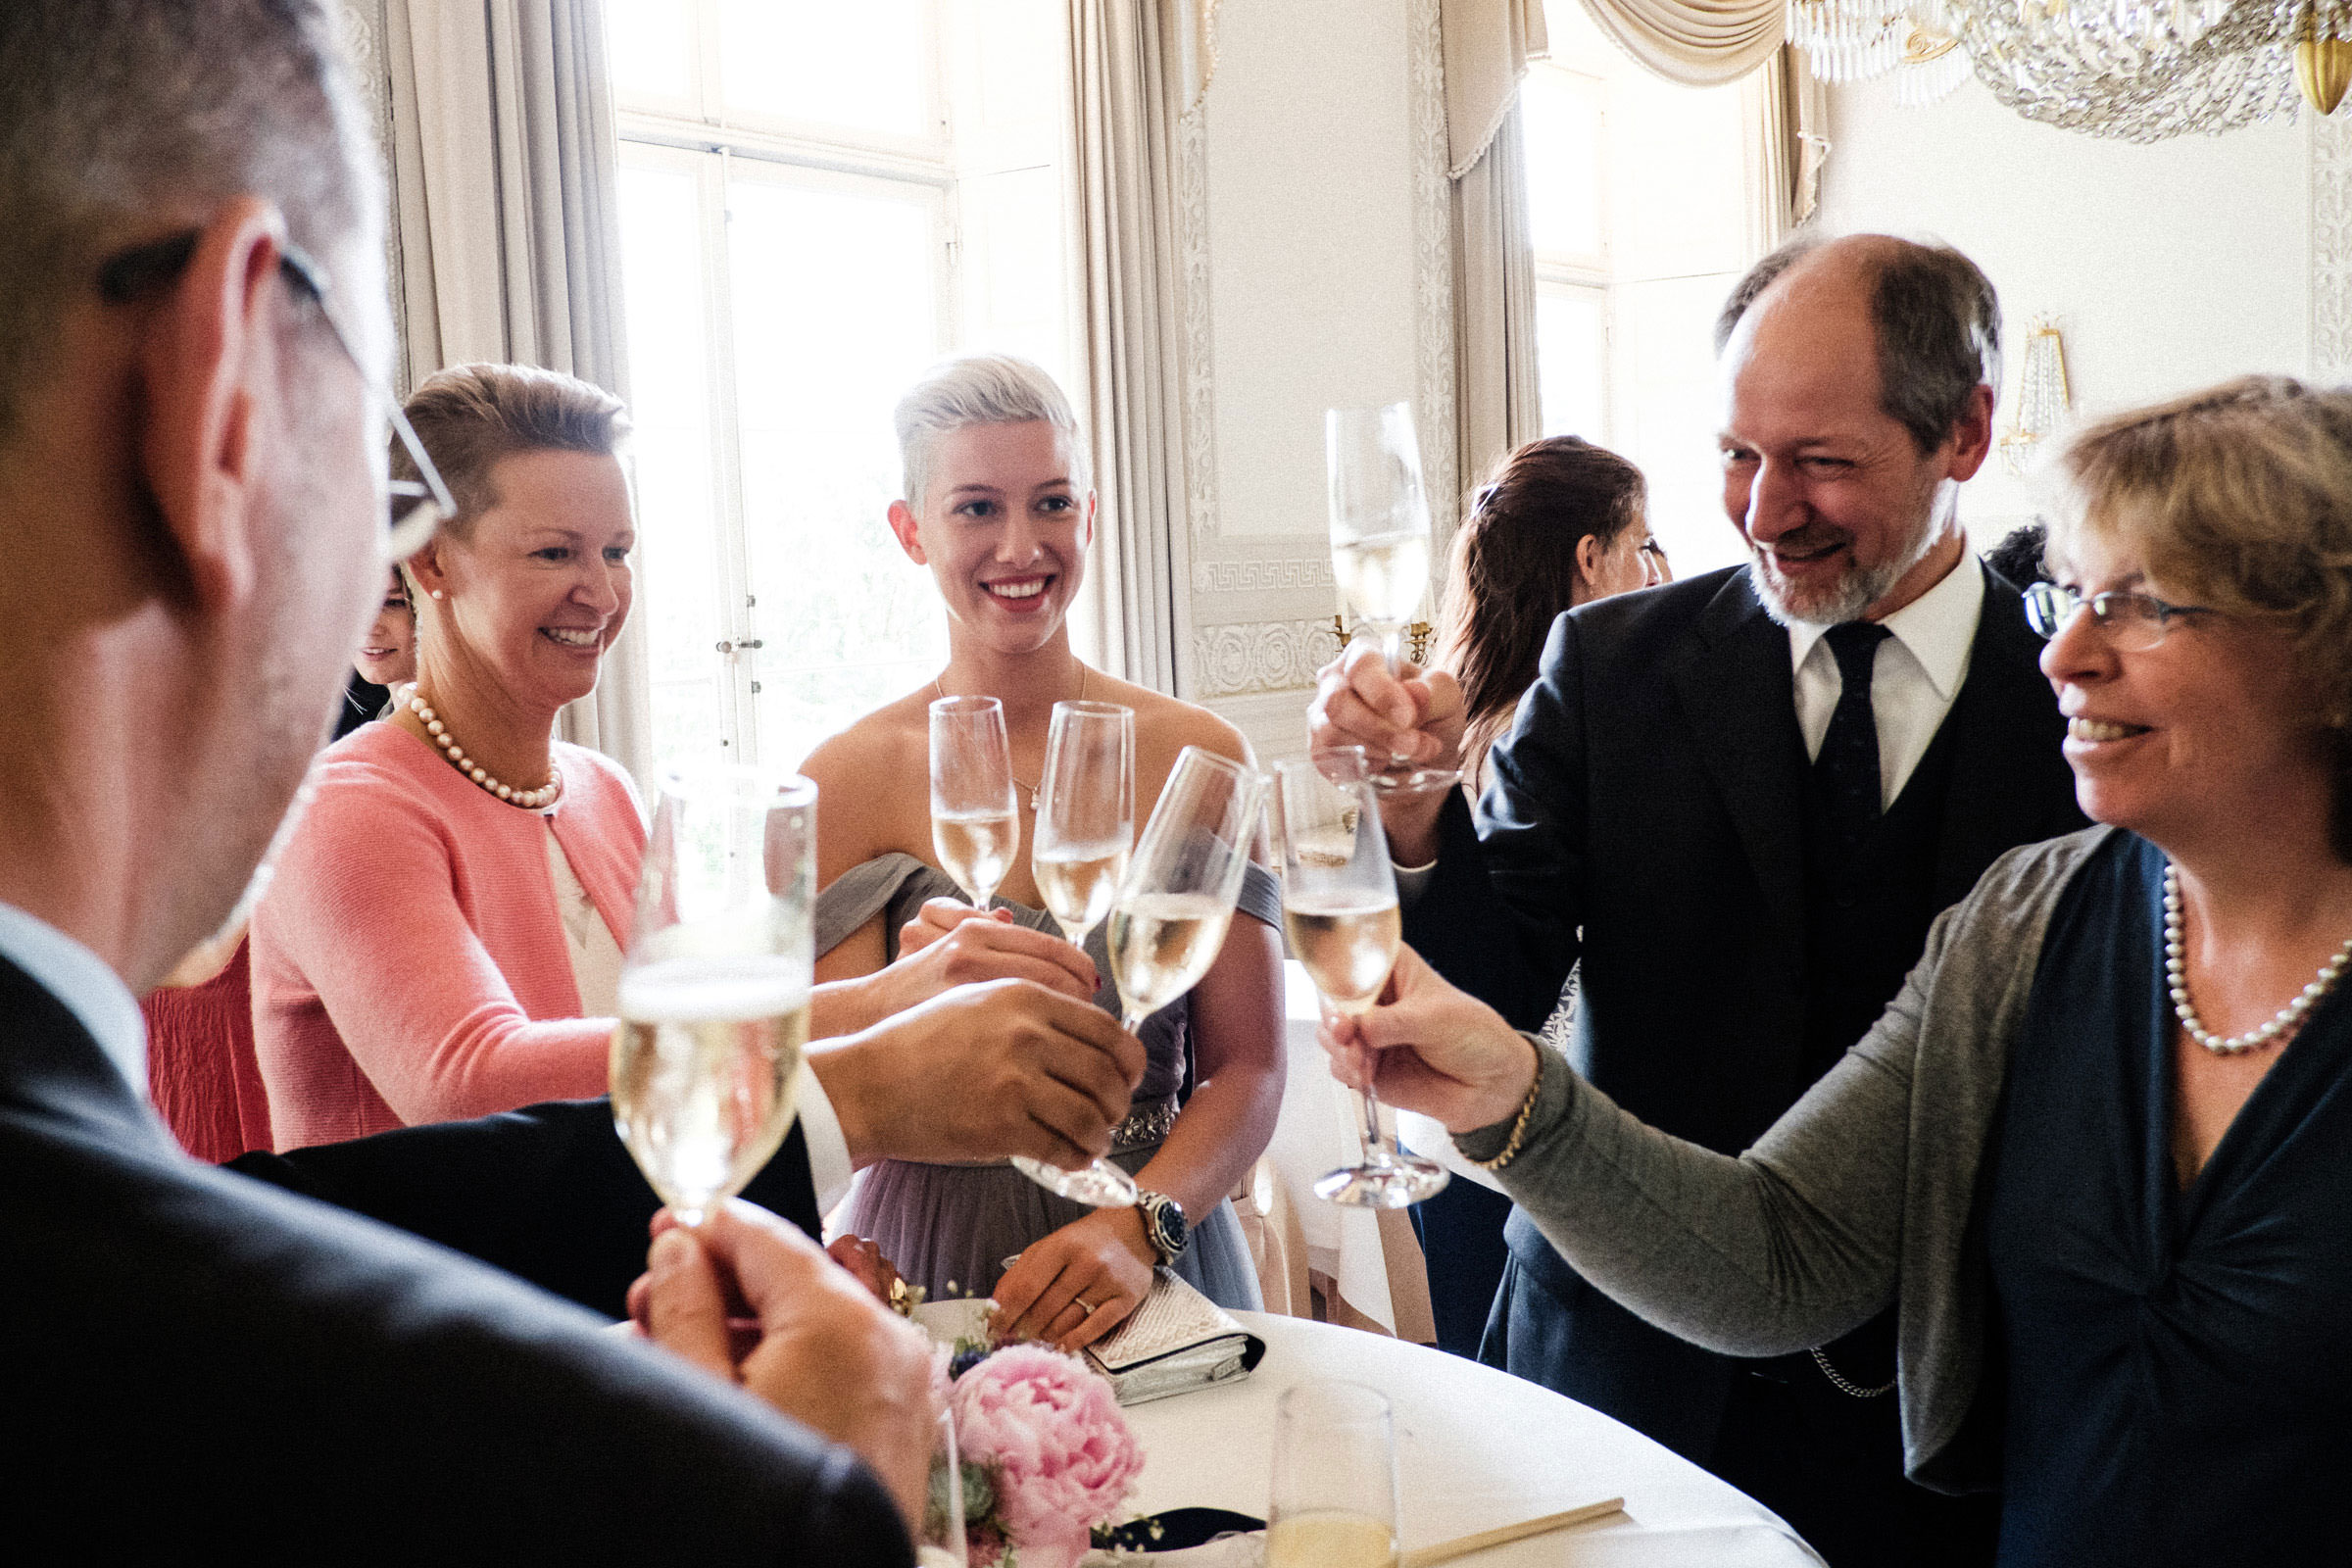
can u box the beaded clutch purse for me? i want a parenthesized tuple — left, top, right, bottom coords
(1082, 1268, 1265, 1406)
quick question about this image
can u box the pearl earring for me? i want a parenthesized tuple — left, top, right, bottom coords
(430, 589, 446, 600)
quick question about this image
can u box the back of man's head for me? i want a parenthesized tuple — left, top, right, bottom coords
(1714, 233, 2001, 455)
(0, 0, 377, 448)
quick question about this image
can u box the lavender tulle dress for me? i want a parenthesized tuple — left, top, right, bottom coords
(815, 853, 1276, 1310)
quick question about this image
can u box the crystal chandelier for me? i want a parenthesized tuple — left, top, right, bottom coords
(1785, 0, 2352, 140)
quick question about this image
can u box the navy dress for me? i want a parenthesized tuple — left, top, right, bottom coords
(1984, 832, 2352, 1564)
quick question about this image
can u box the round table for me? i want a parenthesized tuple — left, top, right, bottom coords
(1117, 1313, 1824, 1566)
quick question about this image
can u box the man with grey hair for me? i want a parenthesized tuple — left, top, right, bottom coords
(0, 2, 948, 1555)
(1310, 233, 2084, 1565)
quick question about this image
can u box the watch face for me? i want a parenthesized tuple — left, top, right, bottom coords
(1146, 1194, 1186, 1257)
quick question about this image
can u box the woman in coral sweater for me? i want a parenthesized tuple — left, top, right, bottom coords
(252, 364, 646, 1150)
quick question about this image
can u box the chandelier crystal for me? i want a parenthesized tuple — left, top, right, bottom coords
(1785, 0, 2352, 140)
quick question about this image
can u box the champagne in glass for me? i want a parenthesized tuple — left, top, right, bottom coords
(612, 767, 817, 1227)
(930, 695, 1019, 908)
(1267, 1381, 1402, 1568)
(1272, 750, 1447, 1207)
(1031, 700, 1134, 948)
(1326, 402, 1457, 795)
(1010, 746, 1264, 1208)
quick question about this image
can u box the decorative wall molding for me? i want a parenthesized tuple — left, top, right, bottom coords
(1178, 105, 1222, 543)
(1192, 617, 1346, 698)
(1192, 556, 1335, 594)
(1409, 0, 1459, 538)
(2315, 109, 2352, 384)
(336, 0, 409, 390)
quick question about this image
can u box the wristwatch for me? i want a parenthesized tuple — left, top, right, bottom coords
(1135, 1190, 1189, 1266)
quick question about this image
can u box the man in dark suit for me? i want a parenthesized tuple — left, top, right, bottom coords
(1312, 235, 2086, 1565)
(0, 2, 970, 1554)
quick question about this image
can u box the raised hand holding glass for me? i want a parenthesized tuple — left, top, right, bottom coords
(1272, 750, 1446, 1207)
(612, 766, 816, 1227)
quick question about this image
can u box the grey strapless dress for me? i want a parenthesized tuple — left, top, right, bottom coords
(815, 852, 1278, 1309)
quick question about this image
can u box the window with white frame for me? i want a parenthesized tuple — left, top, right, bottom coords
(1521, 3, 1762, 579)
(606, 0, 1076, 777)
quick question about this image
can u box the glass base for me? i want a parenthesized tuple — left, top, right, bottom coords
(1370, 764, 1460, 797)
(1011, 1153, 1140, 1207)
(1314, 1155, 1448, 1208)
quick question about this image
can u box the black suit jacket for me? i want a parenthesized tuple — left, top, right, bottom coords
(1406, 562, 2085, 1454)
(0, 956, 908, 1563)
(231, 1099, 821, 1320)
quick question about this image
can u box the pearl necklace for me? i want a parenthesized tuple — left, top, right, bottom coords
(2164, 863, 2352, 1054)
(406, 693, 563, 810)
(931, 665, 1088, 812)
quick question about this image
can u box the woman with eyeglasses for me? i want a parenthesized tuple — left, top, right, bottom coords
(1326, 375, 2352, 1565)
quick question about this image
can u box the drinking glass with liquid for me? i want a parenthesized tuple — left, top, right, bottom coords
(1271, 749, 1446, 1208)
(930, 695, 1019, 909)
(1012, 744, 1263, 1208)
(1030, 700, 1134, 950)
(1268, 1380, 1402, 1568)
(611, 766, 816, 1227)
(1326, 401, 1457, 796)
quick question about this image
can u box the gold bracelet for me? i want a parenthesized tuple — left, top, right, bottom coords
(1469, 1042, 1544, 1173)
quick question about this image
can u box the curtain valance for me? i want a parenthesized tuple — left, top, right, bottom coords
(1572, 0, 1785, 87)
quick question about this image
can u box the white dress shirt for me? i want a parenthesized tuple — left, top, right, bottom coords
(1787, 553, 1984, 809)
(0, 900, 148, 1098)
(545, 831, 854, 1212)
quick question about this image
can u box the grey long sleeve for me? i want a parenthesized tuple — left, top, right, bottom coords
(1458, 826, 2111, 1483)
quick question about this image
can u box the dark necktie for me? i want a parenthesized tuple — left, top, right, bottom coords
(1813, 620, 1892, 864)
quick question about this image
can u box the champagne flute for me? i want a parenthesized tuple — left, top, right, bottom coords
(1010, 745, 1264, 1207)
(1031, 700, 1134, 950)
(612, 766, 816, 1227)
(930, 695, 1019, 909)
(1267, 1380, 1402, 1568)
(1326, 401, 1457, 795)
(1271, 749, 1447, 1207)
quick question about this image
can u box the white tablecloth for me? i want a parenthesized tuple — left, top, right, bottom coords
(1121, 1313, 1823, 1566)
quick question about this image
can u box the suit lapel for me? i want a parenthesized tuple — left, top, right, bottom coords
(1666, 570, 1810, 950)
(1932, 564, 2080, 906)
(0, 956, 179, 1155)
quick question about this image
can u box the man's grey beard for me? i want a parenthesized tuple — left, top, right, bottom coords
(1747, 510, 1947, 628)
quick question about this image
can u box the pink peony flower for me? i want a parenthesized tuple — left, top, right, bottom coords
(952, 1344, 1144, 1549)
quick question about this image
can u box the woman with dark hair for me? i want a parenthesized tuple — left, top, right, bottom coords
(1435, 435, 1663, 787)
(1412, 433, 1660, 1356)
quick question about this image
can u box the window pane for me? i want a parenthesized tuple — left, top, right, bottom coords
(725, 174, 946, 769)
(1522, 67, 1602, 265)
(1536, 284, 1605, 442)
(617, 158, 729, 775)
(606, 0, 694, 106)
(718, 0, 929, 140)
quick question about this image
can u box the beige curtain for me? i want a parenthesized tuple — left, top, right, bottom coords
(1446, 1, 1546, 507)
(1451, 108, 1544, 500)
(1067, 0, 1215, 692)
(1573, 0, 1784, 85)
(383, 0, 653, 789)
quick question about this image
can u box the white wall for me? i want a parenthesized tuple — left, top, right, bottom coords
(1817, 74, 2312, 544)
(1188, 0, 1440, 762)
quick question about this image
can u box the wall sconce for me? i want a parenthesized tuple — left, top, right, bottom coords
(1332, 614, 1435, 666)
(1999, 318, 2072, 479)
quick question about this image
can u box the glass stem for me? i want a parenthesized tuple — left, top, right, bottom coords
(1358, 1088, 1396, 1169)
(1380, 622, 1405, 676)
